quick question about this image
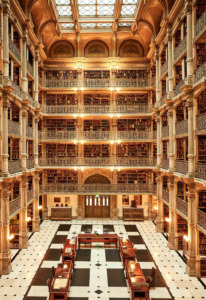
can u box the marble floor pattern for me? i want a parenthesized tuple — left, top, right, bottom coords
(0, 219, 205, 300)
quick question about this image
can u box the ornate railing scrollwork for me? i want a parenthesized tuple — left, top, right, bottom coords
(161, 62, 168, 77)
(27, 62, 34, 77)
(117, 131, 155, 140)
(27, 158, 34, 169)
(195, 10, 206, 39)
(160, 94, 167, 107)
(8, 160, 21, 174)
(83, 131, 112, 140)
(39, 131, 77, 140)
(26, 126, 33, 138)
(162, 126, 169, 138)
(198, 209, 206, 231)
(8, 120, 20, 135)
(162, 189, 169, 203)
(11, 81, 21, 98)
(196, 113, 206, 131)
(174, 37, 187, 62)
(196, 162, 206, 180)
(27, 188, 34, 203)
(176, 197, 188, 217)
(195, 62, 206, 83)
(9, 196, 21, 216)
(175, 120, 188, 135)
(174, 80, 185, 97)
(161, 159, 169, 170)
(9, 39, 21, 62)
(175, 160, 188, 174)
(115, 78, 155, 88)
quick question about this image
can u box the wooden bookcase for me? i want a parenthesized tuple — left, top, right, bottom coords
(46, 119, 77, 131)
(11, 103, 20, 122)
(27, 203, 33, 232)
(196, 0, 206, 20)
(162, 112, 168, 127)
(176, 138, 184, 160)
(162, 80, 166, 95)
(176, 104, 185, 122)
(162, 140, 168, 159)
(116, 70, 147, 79)
(84, 70, 110, 79)
(39, 91, 42, 105)
(117, 170, 148, 184)
(13, 181, 20, 199)
(13, 31, 20, 48)
(84, 120, 110, 131)
(198, 136, 206, 162)
(117, 119, 151, 131)
(10, 139, 20, 160)
(199, 191, 206, 213)
(177, 182, 185, 199)
(152, 91, 156, 105)
(161, 48, 167, 65)
(197, 44, 206, 68)
(28, 81, 33, 97)
(199, 231, 206, 277)
(46, 70, 77, 80)
(51, 207, 72, 220)
(177, 214, 188, 250)
(175, 66, 182, 84)
(162, 176, 168, 189)
(123, 207, 144, 221)
(46, 94, 77, 105)
(46, 144, 78, 157)
(153, 144, 157, 157)
(151, 65, 156, 78)
(28, 176, 33, 190)
(13, 67, 19, 85)
(84, 94, 110, 105)
(197, 90, 206, 114)
(116, 93, 148, 105)
(46, 170, 78, 184)
(163, 203, 169, 232)
(10, 214, 20, 249)
(175, 29, 181, 48)
(38, 144, 42, 157)
(153, 119, 157, 131)
(84, 144, 110, 157)
(117, 143, 149, 157)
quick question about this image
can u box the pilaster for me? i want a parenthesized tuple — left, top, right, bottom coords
(2, 97, 9, 175)
(21, 103, 28, 171)
(3, 1, 10, 78)
(186, 95, 195, 176)
(168, 176, 177, 250)
(33, 171, 40, 232)
(156, 113, 161, 167)
(111, 170, 118, 220)
(156, 172, 164, 232)
(168, 104, 175, 171)
(167, 23, 174, 95)
(42, 194, 48, 220)
(186, 1, 193, 84)
(19, 175, 29, 249)
(155, 46, 160, 106)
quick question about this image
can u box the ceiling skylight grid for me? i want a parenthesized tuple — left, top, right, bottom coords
(78, 0, 115, 17)
(121, 0, 137, 16)
(55, 0, 72, 16)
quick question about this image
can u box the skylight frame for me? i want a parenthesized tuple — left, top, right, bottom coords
(55, 0, 73, 16)
(78, 0, 115, 17)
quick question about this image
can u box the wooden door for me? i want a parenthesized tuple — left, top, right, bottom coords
(85, 195, 110, 217)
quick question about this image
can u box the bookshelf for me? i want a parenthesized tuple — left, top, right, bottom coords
(84, 70, 110, 79)
(198, 136, 206, 162)
(84, 120, 110, 131)
(196, 0, 206, 20)
(27, 203, 33, 232)
(197, 44, 206, 68)
(46, 70, 77, 80)
(13, 31, 20, 48)
(161, 49, 167, 65)
(176, 104, 185, 122)
(162, 176, 168, 189)
(84, 144, 110, 157)
(84, 94, 110, 105)
(11, 139, 20, 160)
(116, 70, 147, 79)
(39, 91, 42, 105)
(28, 112, 33, 127)
(27, 141, 33, 157)
(117, 93, 148, 105)
(123, 207, 144, 221)
(151, 65, 156, 78)
(46, 170, 78, 184)
(177, 181, 185, 200)
(175, 29, 181, 48)
(162, 80, 166, 96)
(117, 119, 151, 131)
(162, 140, 168, 159)
(38, 144, 42, 157)
(177, 214, 188, 250)
(13, 181, 20, 199)
(11, 103, 19, 122)
(13, 67, 19, 85)
(117, 170, 148, 184)
(176, 138, 184, 160)
(46, 119, 77, 131)
(46, 94, 77, 106)
(117, 143, 149, 157)
(199, 231, 206, 277)
(152, 91, 156, 105)
(153, 144, 157, 157)
(162, 112, 167, 127)
(153, 172, 157, 185)
(46, 144, 78, 157)
(9, 214, 20, 249)
(197, 90, 206, 114)
(175, 66, 182, 84)
(199, 191, 206, 213)
(28, 81, 33, 97)
(153, 120, 157, 131)
(163, 203, 169, 232)
(28, 176, 33, 190)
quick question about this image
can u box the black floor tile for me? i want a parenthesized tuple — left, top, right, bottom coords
(71, 269, 90, 286)
(103, 225, 115, 232)
(109, 299, 130, 300)
(52, 235, 68, 244)
(142, 269, 166, 287)
(128, 235, 144, 244)
(31, 268, 53, 286)
(107, 269, 127, 287)
(68, 298, 89, 300)
(25, 298, 47, 300)
(44, 249, 61, 261)
(76, 249, 91, 261)
(136, 249, 154, 262)
(124, 225, 138, 232)
(105, 249, 121, 262)
(81, 225, 92, 233)
(58, 224, 71, 231)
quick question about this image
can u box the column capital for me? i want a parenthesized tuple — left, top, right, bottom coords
(184, 0, 193, 14)
(3, 1, 10, 15)
(155, 46, 159, 60)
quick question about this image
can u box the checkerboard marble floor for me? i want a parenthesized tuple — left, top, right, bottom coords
(0, 219, 205, 300)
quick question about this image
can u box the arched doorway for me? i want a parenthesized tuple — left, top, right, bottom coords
(84, 174, 111, 218)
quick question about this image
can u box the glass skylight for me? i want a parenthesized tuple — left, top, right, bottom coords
(78, 0, 115, 17)
(97, 23, 112, 27)
(121, 0, 137, 16)
(81, 23, 96, 28)
(119, 23, 131, 26)
(55, 0, 72, 16)
(61, 23, 74, 28)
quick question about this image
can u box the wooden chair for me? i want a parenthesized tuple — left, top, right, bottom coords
(51, 266, 55, 277)
(47, 278, 51, 292)
(145, 267, 156, 287)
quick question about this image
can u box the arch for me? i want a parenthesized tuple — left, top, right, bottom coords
(39, 20, 56, 34)
(49, 40, 75, 58)
(84, 40, 109, 58)
(136, 19, 156, 40)
(119, 39, 144, 57)
(84, 173, 111, 184)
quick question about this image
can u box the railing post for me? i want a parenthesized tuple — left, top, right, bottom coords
(34, 112, 39, 168)
(168, 176, 177, 250)
(33, 171, 40, 232)
(186, 1, 193, 84)
(167, 23, 173, 95)
(19, 175, 29, 249)
(156, 113, 161, 167)
(111, 169, 119, 220)
(156, 172, 164, 232)
(155, 46, 160, 106)
(187, 96, 195, 176)
(2, 96, 9, 175)
(168, 104, 175, 171)
(3, 0, 9, 78)
(21, 104, 27, 171)
(42, 195, 48, 220)
(22, 26, 28, 94)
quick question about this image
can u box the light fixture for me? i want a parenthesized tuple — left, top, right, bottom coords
(165, 217, 170, 222)
(81, 141, 84, 145)
(74, 88, 77, 92)
(184, 235, 190, 242)
(110, 114, 114, 118)
(26, 217, 31, 222)
(117, 140, 121, 144)
(74, 140, 77, 144)
(117, 114, 120, 118)
(80, 114, 84, 118)
(8, 234, 14, 241)
(74, 167, 78, 171)
(110, 88, 113, 92)
(74, 114, 77, 118)
(117, 88, 120, 92)
(117, 168, 121, 172)
(81, 88, 84, 92)
(38, 205, 42, 210)
(111, 168, 114, 172)
(110, 141, 114, 145)
(81, 168, 84, 172)
(154, 206, 158, 210)
(131, 263, 135, 270)
(63, 264, 67, 269)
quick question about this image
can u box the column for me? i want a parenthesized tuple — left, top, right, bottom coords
(167, 23, 173, 96)
(156, 172, 164, 232)
(187, 95, 194, 176)
(76, 32, 81, 57)
(186, 1, 193, 84)
(1, 180, 12, 274)
(148, 195, 153, 220)
(3, 1, 10, 79)
(33, 171, 40, 232)
(155, 46, 160, 106)
(76, 169, 84, 219)
(34, 112, 39, 167)
(21, 104, 27, 171)
(42, 195, 48, 220)
(2, 96, 9, 175)
(186, 182, 198, 276)
(156, 113, 161, 167)
(112, 32, 117, 57)
(111, 170, 118, 220)
(19, 175, 29, 249)
(22, 26, 28, 94)
(34, 47, 39, 105)
(168, 104, 175, 171)
(168, 176, 176, 250)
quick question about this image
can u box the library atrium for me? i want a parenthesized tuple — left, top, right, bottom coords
(0, 0, 206, 299)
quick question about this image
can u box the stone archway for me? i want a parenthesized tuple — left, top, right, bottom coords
(84, 173, 111, 184)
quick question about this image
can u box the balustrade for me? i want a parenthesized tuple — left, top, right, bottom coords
(11, 81, 21, 98)
(9, 196, 21, 216)
(84, 78, 110, 88)
(175, 120, 188, 135)
(115, 78, 155, 88)
(27, 62, 34, 77)
(84, 105, 110, 114)
(117, 131, 155, 140)
(174, 80, 185, 97)
(161, 62, 168, 77)
(45, 79, 78, 88)
(161, 159, 169, 170)
(196, 162, 206, 180)
(27, 158, 34, 169)
(162, 189, 169, 203)
(159, 94, 167, 107)
(175, 160, 188, 174)
(27, 188, 34, 203)
(176, 197, 188, 217)
(26, 126, 33, 138)
(8, 160, 21, 174)
(9, 38, 21, 62)
(82, 131, 112, 140)
(42, 105, 78, 114)
(195, 10, 206, 38)
(195, 62, 206, 83)
(174, 37, 187, 62)
(28, 94, 35, 107)
(39, 131, 77, 140)
(196, 113, 206, 131)
(162, 126, 169, 138)
(198, 209, 206, 231)
(116, 104, 152, 114)
(8, 120, 20, 135)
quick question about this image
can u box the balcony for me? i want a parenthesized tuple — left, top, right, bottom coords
(161, 159, 169, 170)
(196, 113, 206, 131)
(9, 38, 21, 62)
(28, 94, 35, 107)
(116, 104, 152, 114)
(27, 188, 34, 203)
(44, 79, 78, 88)
(9, 196, 21, 216)
(27, 158, 34, 169)
(39, 131, 77, 140)
(176, 197, 188, 217)
(84, 105, 110, 114)
(174, 37, 187, 63)
(161, 62, 168, 77)
(8, 160, 21, 174)
(83, 131, 112, 140)
(162, 189, 169, 203)
(115, 78, 155, 88)
(175, 160, 188, 174)
(198, 209, 206, 231)
(195, 62, 206, 83)
(26, 126, 33, 138)
(173, 80, 185, 98)
(196, 162, 206, 180)
(8, 120, 20, 135)
(162, 126, 169, 138)
(39, 156, 157, 168)
(42, 105, 78, 114)
(40, 183, 157, 194)
(117, 131, 155, 140)
(11, 81, 21, 99)
(195, 10, 206, 40)
(175, 120, 188, 135)
(27, 62, 34, 77)
(159, 94, 167, 107)
(84, 78, 110, 88)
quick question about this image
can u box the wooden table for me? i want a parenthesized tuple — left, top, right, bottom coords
(126, 261, 149, 300)
(62, 238, 77, 266)
(49, 262, 72, 300)
(119, 238, 136, 268)
(78, 234, 118, 249)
